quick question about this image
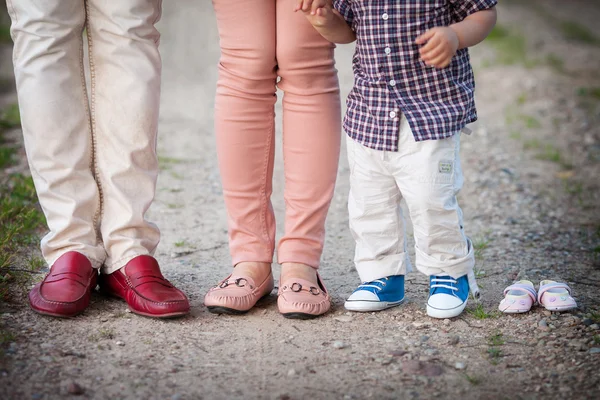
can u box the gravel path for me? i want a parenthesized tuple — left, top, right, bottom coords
(1, 1, 599, 399)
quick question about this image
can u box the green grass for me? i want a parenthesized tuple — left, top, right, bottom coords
(485, 25, 528, 66)
(560, 21, 599, 45)
(0, 328, 15, 345)
(488, 332, 505, 346)
(518, 114, 542, 129)
(516, 93, 527, 105)
(464, 374, 481, 386)
(0, 23, 10, 44)
(546, 53, 565, 74)
(467, 303, 500, 320)
(487, 347, 502, 365)
(0, 103, 21, 129)
(0, 174, 46, 301)
(174, 240, 186, 248)
(0, 146, 16, 168)
(472, 236, 490, 260)
(594, 335, 600, 345)
(509, 130, 522, 140)
(486, 332, 505, 365)
(158, 156, 184, 170)
(576, 87, 600, 100)
(523, 138, 542, 150)
(535, 144, 561, 163)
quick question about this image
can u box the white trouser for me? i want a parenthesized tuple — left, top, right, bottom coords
(7, 0, 163, 273)
(347, 116, 475, 283)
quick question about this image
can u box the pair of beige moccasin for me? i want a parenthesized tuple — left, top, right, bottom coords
(204, 271, 330, 319)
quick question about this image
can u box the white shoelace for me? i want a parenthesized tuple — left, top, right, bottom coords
(430, 277, 458, 292)
(358, 279, 387, 291)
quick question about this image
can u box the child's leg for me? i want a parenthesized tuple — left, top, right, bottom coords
(7, 0, 106, 268)
(275, 1, 341, 270)
(346, 136, 410, 282)
(392, 117, 474, 317)
(212, 0, 278, 267)
(344, 136, 410, 312)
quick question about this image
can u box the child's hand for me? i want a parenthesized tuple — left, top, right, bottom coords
(294, 0, 334, 27)
(415, 27, 460, 69)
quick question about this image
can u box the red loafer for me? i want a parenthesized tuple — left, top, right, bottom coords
(28, 251, 98, 318)
(98, 255, 190, 318)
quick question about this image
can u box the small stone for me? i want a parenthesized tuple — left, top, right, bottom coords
(67, 381, 84, 395)
(420, 335, 430, 342)
(412, 322, 430, 330)
(454, 362, 466, 370)
(116, 341, 125, 346)
(333, 341, 347, 349)
(590, 348, 600, 354)
(100, 318, 108, 322)
(538, 319, 550, 331)
(39, 356, 53, 363)
(124, 309, 131, 313)
(443, 319, 451, 325)
(171, 394, 183, 400)
(582, 318, 593, 327)
(589, 324, 599, 330)
(6, 343, 17, 355)
(287, 369, 296, 377)
(390, 350, 408, 357)
(424, 348, 438, 356)
(448, 336, 460, 346)
(40, 342, 53, 349)
(537, 340, 546, 347)
(334, 316, 353, 323)
(543, 310, 552, 317)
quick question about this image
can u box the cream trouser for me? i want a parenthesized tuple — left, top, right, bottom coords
(347, 116, 475, 283)
(7, 0, 163, 273)
(212, 0, 341, 268)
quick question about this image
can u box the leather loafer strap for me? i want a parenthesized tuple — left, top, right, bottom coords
(44, 272, 88, 286)
(129, 272, 174, 289)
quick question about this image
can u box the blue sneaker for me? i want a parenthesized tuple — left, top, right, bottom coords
(426, 275, 469, 319)
(344, 275, 405, 312)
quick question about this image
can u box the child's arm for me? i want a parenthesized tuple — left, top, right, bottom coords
(416, 7, 497, 69)
(294, 0, 356, 44)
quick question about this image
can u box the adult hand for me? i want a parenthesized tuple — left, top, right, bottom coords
(416, 27, 459, 69)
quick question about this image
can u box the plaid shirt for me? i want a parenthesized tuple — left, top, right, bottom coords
(334, 0, 498, 151)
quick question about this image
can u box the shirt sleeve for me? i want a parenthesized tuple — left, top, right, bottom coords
(333, 0, 355, 29)
(449, 0, 498, 22)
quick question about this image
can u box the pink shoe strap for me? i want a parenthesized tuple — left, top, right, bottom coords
(537, 282, 572, 303)
(503, 283, 537, 303)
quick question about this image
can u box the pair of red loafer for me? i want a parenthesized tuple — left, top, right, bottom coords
(28, 252, 189, 318)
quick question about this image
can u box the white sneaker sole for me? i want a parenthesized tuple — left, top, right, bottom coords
(426, 299, 468, 319)
(344, 298, 405, 312)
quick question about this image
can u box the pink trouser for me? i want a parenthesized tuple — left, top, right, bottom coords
(212, 0, 341, 268)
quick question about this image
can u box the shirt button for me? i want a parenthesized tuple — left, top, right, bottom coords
(382, 13, 389, 20)
(384, 47, 392, 55)
(389, 79, 396, 87)
(389, 111, 397, 118)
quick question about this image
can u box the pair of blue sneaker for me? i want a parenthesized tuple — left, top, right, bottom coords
(343, 274, 470, 319)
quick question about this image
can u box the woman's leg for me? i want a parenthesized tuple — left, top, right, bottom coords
(212, 0, 278, 281)
(275, 1, 341, 281)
